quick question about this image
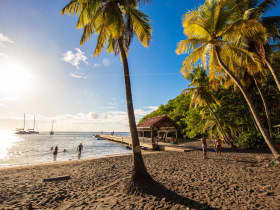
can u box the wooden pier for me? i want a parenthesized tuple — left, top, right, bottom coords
(97, 135, 191, 152)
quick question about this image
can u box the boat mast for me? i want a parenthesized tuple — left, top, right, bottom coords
(51, 120, 54, 132)
(23, 113, 25, 130)
(33, 115, 35, 130)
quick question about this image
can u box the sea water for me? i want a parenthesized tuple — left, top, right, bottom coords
(0, 131, 131, 167)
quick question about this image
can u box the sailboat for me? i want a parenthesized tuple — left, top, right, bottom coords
(27, 115, 39, 134)
(50, 120, 54, 135)
(15, 113, 29, 135)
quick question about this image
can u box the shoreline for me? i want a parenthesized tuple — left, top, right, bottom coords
(0, 152, 134, 171)
(0, 150, 160, 171)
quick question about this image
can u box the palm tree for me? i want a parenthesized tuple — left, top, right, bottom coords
(185, 66, 235, 146)
(233, 0, 280, 92)
(61, 0, 153, 189)
(176, 0, 279, 160)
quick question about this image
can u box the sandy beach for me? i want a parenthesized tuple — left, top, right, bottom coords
(0, 148, 280, 209)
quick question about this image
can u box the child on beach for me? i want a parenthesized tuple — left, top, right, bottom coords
(201, 137, 207, 159)
(215, 138, 222, 155)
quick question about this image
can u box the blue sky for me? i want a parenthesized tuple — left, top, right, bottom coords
(0, 0, 279, 131)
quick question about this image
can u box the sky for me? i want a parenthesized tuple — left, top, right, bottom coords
(0, 0, 279, 132)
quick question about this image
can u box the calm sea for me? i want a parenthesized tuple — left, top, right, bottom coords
(0, 131, 131, 167)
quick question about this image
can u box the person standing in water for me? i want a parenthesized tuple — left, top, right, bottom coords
(53, 146, 58, 161)
(77, 143, 83, 159)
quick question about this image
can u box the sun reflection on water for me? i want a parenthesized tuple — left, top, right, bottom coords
(0, 130, 22, 159)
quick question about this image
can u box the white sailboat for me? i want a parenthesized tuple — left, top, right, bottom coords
(27, 115, 39, 134)
(50, 120, 54, 135)
(15, 113, 29, 135)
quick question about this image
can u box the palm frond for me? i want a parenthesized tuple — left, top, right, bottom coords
(126, 7, 152, 47)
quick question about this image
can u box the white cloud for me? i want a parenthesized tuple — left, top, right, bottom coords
(134, 106, 158, 120)
(102, 58, 111, 67)
(93, 63, 102, 68)
(63, 48, 88, 69)
(0, 106, 158, 131)
(70, 72, 87, 79)
(0, 103, 7, 108)
(0, 52, 8, 59)
(0, 33, 14, 45)
(0, 96, 18, 102)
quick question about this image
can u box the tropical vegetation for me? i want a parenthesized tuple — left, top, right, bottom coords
(142, 0, 280, 159)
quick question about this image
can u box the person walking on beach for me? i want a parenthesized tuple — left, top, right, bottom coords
(201, 137, 207, 159)
(53, 146, 58, 161)
(77, 143, 83, 159)
(215, 137, 222, 155)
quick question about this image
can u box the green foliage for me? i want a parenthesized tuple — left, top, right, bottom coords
(236, 131, 267, 149)
(184, 108, 204, 138)
(139, 94, 191, 135)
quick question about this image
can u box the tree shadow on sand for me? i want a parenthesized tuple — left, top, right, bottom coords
(124, 177, 218, 210)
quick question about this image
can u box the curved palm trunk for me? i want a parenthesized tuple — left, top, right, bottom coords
(118, 38, 151, 179)
(206, 103, 236, 147)
(215, 47, 279, 160)
(255, 42, 280, 92)
(253, 77, 273, 138)
(264, 59, 280, 93)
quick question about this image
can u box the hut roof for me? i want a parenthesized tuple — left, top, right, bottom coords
(137, 115, 177, 129)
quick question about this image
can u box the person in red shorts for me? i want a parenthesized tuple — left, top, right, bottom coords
(215, 137, 222, 155)
(201, 137, 207, 159)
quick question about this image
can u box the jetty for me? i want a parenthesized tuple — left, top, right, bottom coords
(98, 135, 192, 152)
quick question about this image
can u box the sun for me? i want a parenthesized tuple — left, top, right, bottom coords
(0, 61, 33, 98)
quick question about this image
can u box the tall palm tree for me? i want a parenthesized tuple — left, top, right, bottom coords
(185, 66, 235, 146)
(176, 0, 279, 160)
(61, 0, 153, 188)
(232, 0, 280, 92)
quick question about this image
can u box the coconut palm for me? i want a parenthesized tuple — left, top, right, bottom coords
(231, 0, 280, 92)
(185, 66, 235, 146)
(176, 0, 279, 160)
(61, 0, 153, 189)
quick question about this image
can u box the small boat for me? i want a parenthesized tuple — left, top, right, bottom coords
(50, 120, 54, 135)
(15, 114, 29, 135)
(27, 115, 39, 134)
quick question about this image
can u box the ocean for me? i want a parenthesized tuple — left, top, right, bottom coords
(0, 131, 131, 167)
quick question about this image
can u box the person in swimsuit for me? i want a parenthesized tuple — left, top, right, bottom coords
(215, 138, 222, 155)
(53, 146, 58, 161)
(77, 143, 83, 159)
(201, 137, 207, 159)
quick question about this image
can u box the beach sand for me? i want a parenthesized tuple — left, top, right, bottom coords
(0, 150, 280, 209)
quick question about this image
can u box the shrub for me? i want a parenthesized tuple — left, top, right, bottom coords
(236, 131, 267, 149)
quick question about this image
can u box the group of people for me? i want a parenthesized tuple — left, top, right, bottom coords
(201, 137, 222, 159)
(51, 143, 84, 161)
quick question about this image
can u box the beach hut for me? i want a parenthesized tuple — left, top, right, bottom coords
(137, 115, 178, 148)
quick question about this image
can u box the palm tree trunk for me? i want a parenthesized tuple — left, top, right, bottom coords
(215, 47, 279, 160)
(206, 102, 236, 147)
(118, 38, 151, 179)
(253, 77, 273, 138)
(264, 58, 280, 93)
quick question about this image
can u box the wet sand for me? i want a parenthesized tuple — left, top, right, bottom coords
(0, 150, 279, 209)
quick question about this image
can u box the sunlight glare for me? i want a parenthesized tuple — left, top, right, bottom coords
(0, 61, 33, 98)
(0, 130, 21, 159)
